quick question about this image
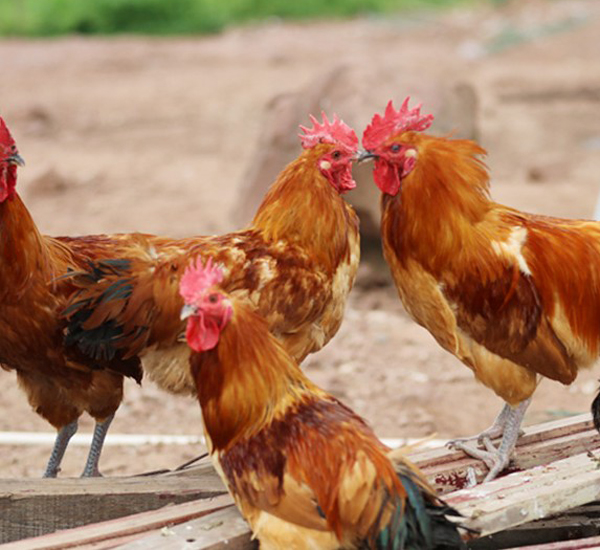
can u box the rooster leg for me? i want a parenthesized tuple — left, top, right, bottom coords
(447, 404, 511, 448)
(81, 413, 115, 478)
(43, 420, 79, 478)
(451, 399, 531, 483)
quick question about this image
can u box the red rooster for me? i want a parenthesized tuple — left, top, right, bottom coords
(179, 258, 464, 549)
(360, 98, 600, 482)
(63, 113, 360, 399)
(0, 117, 142, 477)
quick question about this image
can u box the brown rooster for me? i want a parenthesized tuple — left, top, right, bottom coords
(63, 113, 360, 399)
(360, 98, 600, 482)
(179, 257, 464, 549)
(0, 117, 143, 477)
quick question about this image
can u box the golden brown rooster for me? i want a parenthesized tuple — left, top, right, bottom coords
(179, 257, 464, 549)
(360, 98, 600, 482)
(63, 113, 360, 399)
(0, 117, 143, 477)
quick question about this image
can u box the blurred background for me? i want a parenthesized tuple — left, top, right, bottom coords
(1, 0, 599, 477)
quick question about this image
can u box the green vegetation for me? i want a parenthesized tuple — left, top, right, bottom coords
(0, 0, 475, 36)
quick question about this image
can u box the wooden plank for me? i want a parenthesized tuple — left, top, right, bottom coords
(0, 495, 234, 550)
(446, 451, 600, 538)
(0, 463, 227, 544)
(1, 415, 597, 548)
(470, 503, 600, 548)
(409, 413, 600, 494)
(117, 506, 256, 550)
(506, 535, 600, 549)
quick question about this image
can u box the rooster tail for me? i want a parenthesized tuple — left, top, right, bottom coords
(371, 466, 465, 550)
(592, 382, 600, 433)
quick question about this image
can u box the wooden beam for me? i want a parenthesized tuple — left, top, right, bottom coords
(0, 463, 226, 544)
(446, 451, 600, 538)
(0, 495, 234, 550)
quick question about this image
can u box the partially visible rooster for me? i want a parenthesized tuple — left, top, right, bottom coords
(179, 258, 464, 549)
(0, 117, 142, 477)
(360, 98, 600, 482)
(63, 113, 360, 399)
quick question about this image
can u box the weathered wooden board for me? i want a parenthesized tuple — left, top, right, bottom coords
(470, 503, 600, 549)
(117, 506, 256, 550)
(410, 414, 600, 494)
(0, 495, 233, 550)
(0, 463, 226, 544)
(2, 414, 600, 549)
(447, 451, 600, 538)
(505, 535, 600, 550)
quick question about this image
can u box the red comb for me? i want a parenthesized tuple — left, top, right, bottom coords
(0, 117, 17, 152)
(179, 257, 224, 304)
(299, 112, 358, 152)
(362, 98, 434, 150)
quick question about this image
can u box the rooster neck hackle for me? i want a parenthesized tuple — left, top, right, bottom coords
(382, 135, 491, 274)
(251, 148, 358, 275)
(0, 194, 52, 295)
(192, 300, 316, 452)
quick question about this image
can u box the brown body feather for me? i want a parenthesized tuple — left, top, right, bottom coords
(64, 144, 360, 396)
(379, 134, 600, 404)
(191, 300, 461, 549)
(0, 194, 143, 433)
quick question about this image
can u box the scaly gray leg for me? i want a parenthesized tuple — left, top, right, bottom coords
(81, 413, 115, 477)
(43, 420, 78, 478)
(447, 403, 511, 448)
(451, 398, 531, 483)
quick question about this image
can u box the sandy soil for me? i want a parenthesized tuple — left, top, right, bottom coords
(1, 0, 600, 477)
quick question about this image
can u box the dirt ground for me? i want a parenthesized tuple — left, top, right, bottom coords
(1, 0, 600, 478)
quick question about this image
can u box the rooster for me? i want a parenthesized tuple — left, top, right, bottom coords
(179, 257, 464, 549)
(0, 117, 143, 477)
(63, 113, 360, 399)
(360, 98, 600, 482)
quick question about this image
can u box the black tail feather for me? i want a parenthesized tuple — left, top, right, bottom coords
(367, 468, 466, 549)
(592, 382, 600, 433)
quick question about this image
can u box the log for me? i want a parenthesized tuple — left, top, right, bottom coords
(0, 463, 226, 544)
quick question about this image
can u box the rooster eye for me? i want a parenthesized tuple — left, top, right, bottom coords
(390, 144, 401, 153)
(208, 293, 219, 304)
(331, 150, 342, 160)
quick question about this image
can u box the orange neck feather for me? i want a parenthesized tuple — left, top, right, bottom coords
(0, 193, 51, 295)
(192, 300, 318, 452)
(382, 135, 491, 273)
(251, 146, 358, 275)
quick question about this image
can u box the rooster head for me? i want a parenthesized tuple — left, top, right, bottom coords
(360, 98, 433, 196)
(179, 257, 233, 352)
(0, 117, 25, 203)
(299, 112, 358, 194)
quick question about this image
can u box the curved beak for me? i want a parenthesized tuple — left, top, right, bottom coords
(8, 152, 25, 167)
(356, 150, 378, 164)
(180, 304, 197, 321)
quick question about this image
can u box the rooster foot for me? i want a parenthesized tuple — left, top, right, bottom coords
(446, 427, 503, 449)
(446, 403, 512, 450)
(450, 437, 512, 483)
